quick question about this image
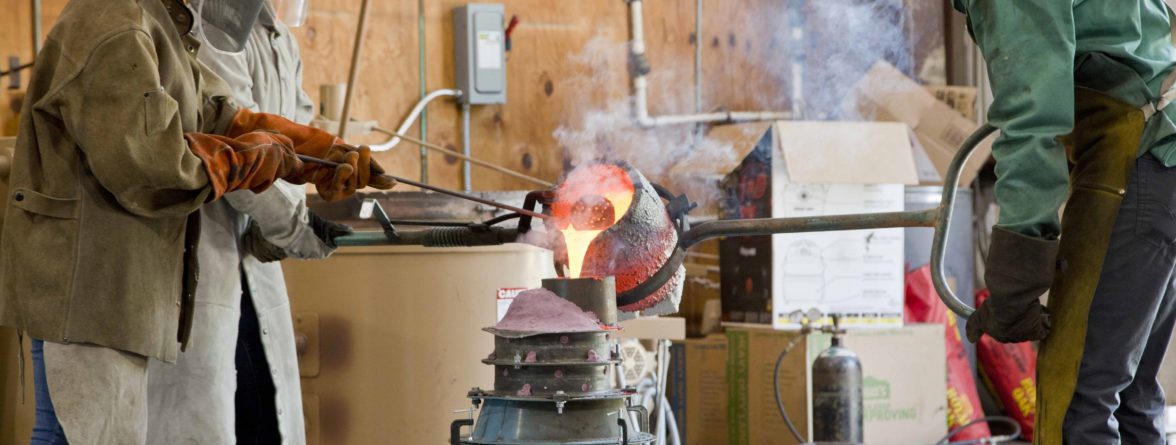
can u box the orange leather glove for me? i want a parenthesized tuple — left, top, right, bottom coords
(299, 145, 397, 201)
(185, 131, 304, 198)
(226, 109, 396, 201)
(226, 108, 338, 158)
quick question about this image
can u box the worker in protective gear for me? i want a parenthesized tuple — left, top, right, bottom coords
(144, 1, 348, 444)
(2, 0, 393, 444)
(955, 1, 1176, 444)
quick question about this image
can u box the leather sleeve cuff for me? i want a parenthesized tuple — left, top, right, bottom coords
(984, 225, 1060, 300)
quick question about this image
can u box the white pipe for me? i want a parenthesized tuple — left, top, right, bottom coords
(655, 339, 670, 445)
(663, 394, 682, 445)
(789, 6, 805, 117)
(370, 89, 462, 151)
(627, 0, 793, 128)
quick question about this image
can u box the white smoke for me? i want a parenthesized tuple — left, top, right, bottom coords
(791, 0, 914, 119)
(551, 0, 920, 212)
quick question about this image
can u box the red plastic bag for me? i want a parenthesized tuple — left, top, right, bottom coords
(975, 290, 1037, 441)
(905, 266, 990, 440)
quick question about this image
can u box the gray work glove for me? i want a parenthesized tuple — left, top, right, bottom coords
(242, 220, 289, 263)
(966, 226, 1059, 343)
(242, 212, 352, 262)
(308, 211, 353, 249)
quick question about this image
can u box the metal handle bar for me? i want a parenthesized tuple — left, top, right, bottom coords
(676, 124, 996, 318)
(325, 124, 997, 318)
(930, 124, 997, 317)
(449, 418, 474, 445)
(297, 154, 550, 220)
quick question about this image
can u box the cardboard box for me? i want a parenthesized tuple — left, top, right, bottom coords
(726, 324, 947, 445)
(719, 122, 915, 329)
(668, 336, 731, 445)
(926, 85, 978, 120)
(846, 61, 993, 186)
(678, 263, 723, 337)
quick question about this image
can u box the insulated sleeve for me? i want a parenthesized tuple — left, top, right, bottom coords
(225, 183, 334, 260)
(959, 0, 1076, 239)
(225, 28, 332, 259)
(62, 30, 213, 217)
(290, 37, 316, 125)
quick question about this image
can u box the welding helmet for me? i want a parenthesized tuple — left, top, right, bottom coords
(192, 0, 266, 52)
(273, 0, 310, 28)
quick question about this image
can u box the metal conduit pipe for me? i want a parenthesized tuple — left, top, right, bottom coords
(371, 127, 553, 187)
(32, 0, 43, 55)
(462, 103, 472, 192)
(626, 0, 793, 128)
(369, 88, 463, 151)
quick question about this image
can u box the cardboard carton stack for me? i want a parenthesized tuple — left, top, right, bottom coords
(672, 61, 986, 445)
(726, 325, 948, 445)
(719, 121, 917, 329)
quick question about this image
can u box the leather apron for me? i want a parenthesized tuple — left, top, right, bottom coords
(1034, 88, 1149, 444)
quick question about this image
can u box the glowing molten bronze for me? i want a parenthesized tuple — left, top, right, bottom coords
(553, 164, 634, 278)
(552, 162, 683, 315)
(570, 195, 615, 231)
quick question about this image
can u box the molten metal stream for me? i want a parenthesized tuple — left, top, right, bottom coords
(556, 165, 635, 278)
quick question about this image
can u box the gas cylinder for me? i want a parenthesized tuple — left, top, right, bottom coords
(811, 333, 863, 444)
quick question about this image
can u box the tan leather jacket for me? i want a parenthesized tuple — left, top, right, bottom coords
(0, 0, 238, 362)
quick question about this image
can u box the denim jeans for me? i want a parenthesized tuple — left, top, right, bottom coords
(30, 339, 68, 445)
(235, 285, 281, 445)
(1061, 153, 1176, 443)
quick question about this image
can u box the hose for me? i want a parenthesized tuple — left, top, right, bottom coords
(773, 336, 809, 444)
(634, 376, 681, 445)
(935, 416, 1022, 445)
(662, 393, 682, 445)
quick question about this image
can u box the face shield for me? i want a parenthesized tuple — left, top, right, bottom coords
(273, 0, 310, 28)
(193, 0, 266, 52)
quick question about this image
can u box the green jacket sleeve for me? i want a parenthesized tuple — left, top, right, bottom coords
(61, 30, 213, 217)
(959, 0, 1075, 239)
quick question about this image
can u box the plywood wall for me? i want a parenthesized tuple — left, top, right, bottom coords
(0, 0, 67, 136)
(289, 0, 945, 192)
(0, 0, 943, 192)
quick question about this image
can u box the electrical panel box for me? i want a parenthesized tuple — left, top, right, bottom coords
(454, 3, 506, 104)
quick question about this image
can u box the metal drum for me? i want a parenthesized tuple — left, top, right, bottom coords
(464, 395, 651, 445)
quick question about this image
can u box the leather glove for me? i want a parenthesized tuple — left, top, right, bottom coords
(297, 145, 398, 202)
(966, 226, 1059, 343)
(308, 211, 353, 249)
(242, 220, 288, 263)
(226, 109, 396, 200)
(185, 131, 303, 198)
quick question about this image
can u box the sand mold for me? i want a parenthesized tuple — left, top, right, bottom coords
(494, 288, 603, 333)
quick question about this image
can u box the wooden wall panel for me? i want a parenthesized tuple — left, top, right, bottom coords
(420, 0, 636, 191)
(641, 0, 699, 116)
(288, 0, 425, 185)
(0, 0, 67, 135)
(0, 0, 945, 192)
(700, 0, 791, 114)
